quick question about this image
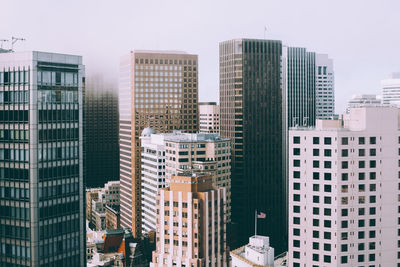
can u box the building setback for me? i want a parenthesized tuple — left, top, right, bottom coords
(219, 39, 286, 253)
(289, 107, 400, 266)
(119, 51, 199, 237)
(199, 102, 220, 133)
(150, 172, 228, 267)
(0, 51, 85, 266)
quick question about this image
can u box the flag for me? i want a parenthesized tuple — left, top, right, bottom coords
(257, 212, 266, 219)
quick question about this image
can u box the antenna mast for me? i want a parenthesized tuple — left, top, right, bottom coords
(11, 36, 26, 51)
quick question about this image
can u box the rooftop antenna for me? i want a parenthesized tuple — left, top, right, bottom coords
(264, 26, 267, 39)
(0, 39, 9, 49)
(11, 36, 26, 52)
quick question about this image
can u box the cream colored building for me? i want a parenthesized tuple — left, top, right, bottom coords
(231, 236, 275, 267)
(151, 172, 228, 267)
(199, 102, 220, 133)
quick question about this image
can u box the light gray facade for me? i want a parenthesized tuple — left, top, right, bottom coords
(0, 51, 85, 267)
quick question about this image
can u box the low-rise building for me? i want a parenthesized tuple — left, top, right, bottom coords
(106, 205, 121, 230)
(199, 102, 220, 133)
(231, 235, 275, 267)
(87, 181, 120, 230)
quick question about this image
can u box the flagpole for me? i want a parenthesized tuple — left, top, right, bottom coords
(255, 209, 257, 236)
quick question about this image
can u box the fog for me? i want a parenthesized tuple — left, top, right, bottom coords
(2, 0, 400, 112)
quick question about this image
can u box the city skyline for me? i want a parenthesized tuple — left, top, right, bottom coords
(2, 0, 400, 113)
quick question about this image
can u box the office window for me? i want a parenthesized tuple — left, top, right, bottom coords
(312, 254, 319, 261)
(369, 207, 376, 215)
(293, 171, 300, 179)
(341, 220, 348, 228)
(293, 148, 300, 155)
(313, 219, 319, 227)
(313, 231, 319, 238)
(359, 172, 365, 180)
(313, 207, 319, 215)
(370, 148, 376, 156)
(341, 256, 348, 264)
(369, 219, 376, 227)
(358, 243, 365, 251)
(341, 161, 348, 169)
(313, 184, 320, 191)
(324, 196, 331, 204)
(293, 240, 300, 247)
(324, 137, 331, 145)
(341, 149, 348, 157)
(293, 194, 300, 202)
(370, 160, 376, 168)
(359, 137, 365, 145)
(358, 220, 365, 227)
(293, 217, 300, 224)
(359, 149, 365, 156)
(324, 232, 331, 239)
(313, 137, 319, 144)
(324, 149, 331, 157)
(358, 254, 364, 262)
(293, 251, 300, 259)
(294, 160, 300, 167)
(341, 244, 348, 252)
(358, 231, 365, 239)
(293, 228, 300, 236)
(324, 208, 331, 216)
(324, 161, 331, 168)
(313, 149, 319, 156)
(324, 185, 331, 192)
(359, 161, 365, 168)
(324, 220, 331, 227)
(370, 172, 376, 180)
(293, 182, 300, 190)
(324, 173, 332, 181)
(324, 243, 331, 251)
(370, 137, 376, 144)
(313, 172, 320, 180)
(312, 242, 319, 250)
(293, 136, 300, 144)
(341, 173, 348, 181)
(313, 161, 320, 168)
(341, 137, 348, 145)
(324, 255, 331, 263)
(341, 209, 348, 216)
(313, 196, 320, 203)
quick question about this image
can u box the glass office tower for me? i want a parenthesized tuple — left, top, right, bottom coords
(0, 51, 85, 267)
(219, 39, 286, 253)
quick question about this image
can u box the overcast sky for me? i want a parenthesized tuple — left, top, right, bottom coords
(2, 0, 399, 113)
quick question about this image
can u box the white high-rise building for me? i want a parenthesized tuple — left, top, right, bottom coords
(315, 54, 335, 119)
(140, 129, 231, 233)
(289, 106, 400, 267)
(199, 102, 220, 133)
(140, 127, 167, 233)
(382, 72, 400, 106)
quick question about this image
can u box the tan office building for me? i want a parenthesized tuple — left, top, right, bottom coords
(119, 51, 199, 237)
(150, 172, 228, 267)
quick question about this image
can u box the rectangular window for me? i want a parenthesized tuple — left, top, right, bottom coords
(313, 137, 319, 144)
(341, 149, 348, 157)
(359, 137, 365, 145)
(324, 149, 331, 157)
(293, 136, 300, 144)
(341, 137, 348, 145)
(293, 160, 300, 167)
(313, 149, 319, 156)
(313, 161, 320, 168)
(370, 137, 376, 144)
(293, 171, 300, 179)
(293, 148, 301, 155)
(313, 172, 320, 180)
(341, 161, 348, 169)
(359, 149, 365, 156)
(324, 137, 331, 145)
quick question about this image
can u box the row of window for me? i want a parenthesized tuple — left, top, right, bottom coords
(134, 58, 196, 65)
(39, 165, 79, 180)
(38, 90, 78, 104)
(38, 110, 78, 122)
(0, 91, 29, 104)
(37, 71, 78, 86)
(0, 149, 29, 162)
(0, 70, 29, 85)
(38, 146, 79, 161)
(0, 206, 30, 220)
(39, 128, 79, 142)
(0, 225, 30, 241)
(0, 110, 28, 122)
(0, 168, 29, 180)
(293, 148, 377, 157)
(0, 187, 29, 200)
(0, 129, 29, 142)
(39, 201, 79, 219)
(39, 218, 80, 239)
(39, 182, 79, 200)
(293, 160, 377, 169)
(0, 243, 30, 259)
(293, 136, 377, 145)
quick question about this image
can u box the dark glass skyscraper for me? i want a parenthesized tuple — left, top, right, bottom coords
(0, 51, 85, 266)
(284, 47, 316, 127)
(219, 39, 286, 253)
(84, 74, 119, 188)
